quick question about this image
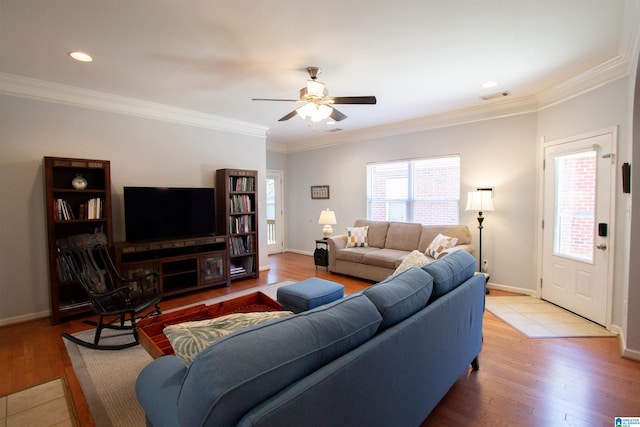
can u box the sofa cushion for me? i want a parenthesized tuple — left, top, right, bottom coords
(363, 248, 409, 269)
(177, 294, 382, 427)
(335, 246, 379, 263)
(363, 267, 433, 329)
(418, 225, 471, 253)
(421, 249, 477, 302)
(425, 233, 459, 259)
(354, 219, 389, 248)
(393, 250, 430, 275)
(385, 222, 423, 251)
(346, 226, 369, 247)
(164, 311, 294, 365)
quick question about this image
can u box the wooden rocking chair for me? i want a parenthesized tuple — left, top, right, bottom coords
(57, 232, 162, 350)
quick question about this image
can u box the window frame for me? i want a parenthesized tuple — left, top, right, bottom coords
(366, 154, 461, 224)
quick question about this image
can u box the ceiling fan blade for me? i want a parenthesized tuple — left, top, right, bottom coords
(252, 98, 299, 102)
(330, 107, 347, 122)
(278, 110, 298, 121)
(331, 96, 377, 105)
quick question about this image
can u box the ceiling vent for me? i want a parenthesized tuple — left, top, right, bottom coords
(479, 91, 511, 101)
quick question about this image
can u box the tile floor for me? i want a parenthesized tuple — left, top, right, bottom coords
(485, 295, 617, 338)
(0, 377, 76, 427)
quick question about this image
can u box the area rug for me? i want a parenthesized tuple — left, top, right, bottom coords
(64, 280, 295, 427)
(485, 295, 616, 338)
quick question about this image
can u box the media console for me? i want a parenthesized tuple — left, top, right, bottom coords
(114, 235, 229, 297)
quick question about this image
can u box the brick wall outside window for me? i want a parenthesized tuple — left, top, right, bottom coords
(367, 155, 460, 224)
(555, 152, 596, 261)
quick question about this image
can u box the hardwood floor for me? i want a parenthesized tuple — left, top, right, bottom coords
(1, 252, 638, 426)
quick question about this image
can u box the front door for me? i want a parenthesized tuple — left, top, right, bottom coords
(541, 129, 616, 326)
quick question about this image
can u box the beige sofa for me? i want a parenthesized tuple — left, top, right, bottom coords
(327, 219, 474, 282)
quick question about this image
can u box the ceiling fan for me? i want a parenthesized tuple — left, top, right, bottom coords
(252, 67, 376, 123)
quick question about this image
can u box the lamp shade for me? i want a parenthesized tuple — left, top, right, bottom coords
(318, 209, 337, 238)
(318, 209, 337, 225)
(465, 190, 494, 212)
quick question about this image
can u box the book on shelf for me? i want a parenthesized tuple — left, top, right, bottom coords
(230, 194, 252, 213)
(87, 197, 102, 219)
(229, 215, 254, 234)
(55, 199, 75, 221)
(229, 235, 254, 255)
(230, 176, 255, 192)
(230, 264, 247, 276)
(54, 197, 103, 220)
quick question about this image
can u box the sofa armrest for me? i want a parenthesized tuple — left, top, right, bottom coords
(136, 356, 187, 427)
(328, 234, 347, 250)
(327, 234, 347, 271)
(439, 244, 474, 259)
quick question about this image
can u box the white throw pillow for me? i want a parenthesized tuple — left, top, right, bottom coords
(394, 250, 430, 275)
(425, 234, 458, 259)
(346, 226, 369, 248)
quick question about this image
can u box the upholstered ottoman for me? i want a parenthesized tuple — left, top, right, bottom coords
(277, 278, 344, 313)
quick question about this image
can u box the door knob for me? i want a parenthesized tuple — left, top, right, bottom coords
(596, 244, 607, 250)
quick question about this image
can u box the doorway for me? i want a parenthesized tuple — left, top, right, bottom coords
(266, 170, 284, 254)
(540, 129, 616, 326)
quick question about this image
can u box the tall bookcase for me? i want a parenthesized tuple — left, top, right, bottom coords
(43, 156, 113, 324)
(216, 169, 259, 280)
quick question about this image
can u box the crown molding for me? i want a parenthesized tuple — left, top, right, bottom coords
(0, 72, 268, 139)
(535, 55, 629, 110)
(280, 95, 539, 153)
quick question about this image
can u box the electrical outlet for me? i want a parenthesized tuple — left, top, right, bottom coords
(482, 259, 489, 272)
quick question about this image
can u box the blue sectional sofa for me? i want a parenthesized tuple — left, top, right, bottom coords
(136, 250, 485, 427)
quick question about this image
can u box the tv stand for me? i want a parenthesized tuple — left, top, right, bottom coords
(114, 235, 229, 297)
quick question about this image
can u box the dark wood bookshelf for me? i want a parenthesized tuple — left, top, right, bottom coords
(43, 156, 113, 324)
(216, 169, 259, 281)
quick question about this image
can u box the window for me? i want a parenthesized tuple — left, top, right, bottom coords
(367, 155, 460, 224)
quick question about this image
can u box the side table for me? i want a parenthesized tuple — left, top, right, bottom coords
(314, 239, 329, 271)
(475, 272, 490, 294)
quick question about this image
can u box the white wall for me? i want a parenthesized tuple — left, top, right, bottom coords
(284, 113, 538, 291)
(626, 51, 640, 356)
(537, 77, 631, 330)
(0, 94, 266, 324)
(276, 75, 637, 355)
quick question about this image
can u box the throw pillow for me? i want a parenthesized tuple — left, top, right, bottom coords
(425, 233, 458, 259)
(346, 226, 369, 248)
(393, 250, 429, 275)
(164, 311, 293, 365)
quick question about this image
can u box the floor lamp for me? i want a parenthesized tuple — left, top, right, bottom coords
(465, 189, 494, 291)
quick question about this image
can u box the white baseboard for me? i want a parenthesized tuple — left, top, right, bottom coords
(486, 282, 537, 296)
(609, 324, 640, 362)
(284, 248, 313, 256)
(0, 309, 49, 327)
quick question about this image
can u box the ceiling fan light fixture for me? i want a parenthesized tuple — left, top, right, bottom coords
(311, 104, 332, 122)
(306, 80, 327, 98)
(296, 102, 332, 122)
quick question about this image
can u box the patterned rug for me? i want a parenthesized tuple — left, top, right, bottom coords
(485, 295, 617, 338)
(64, 280, 295, 427)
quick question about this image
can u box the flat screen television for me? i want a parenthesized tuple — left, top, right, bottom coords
(124, 187, 216, 242)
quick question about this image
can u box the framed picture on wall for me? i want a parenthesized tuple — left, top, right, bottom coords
(311, 185, 330, 199)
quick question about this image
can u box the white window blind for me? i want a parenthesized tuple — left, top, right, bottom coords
(366, 155, 460, 224)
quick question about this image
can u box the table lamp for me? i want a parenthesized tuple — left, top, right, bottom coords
(318, 209, 337, 239)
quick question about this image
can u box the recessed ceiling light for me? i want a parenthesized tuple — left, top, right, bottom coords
(481, 80, 498, 89)
(69, 51, 93, 62)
